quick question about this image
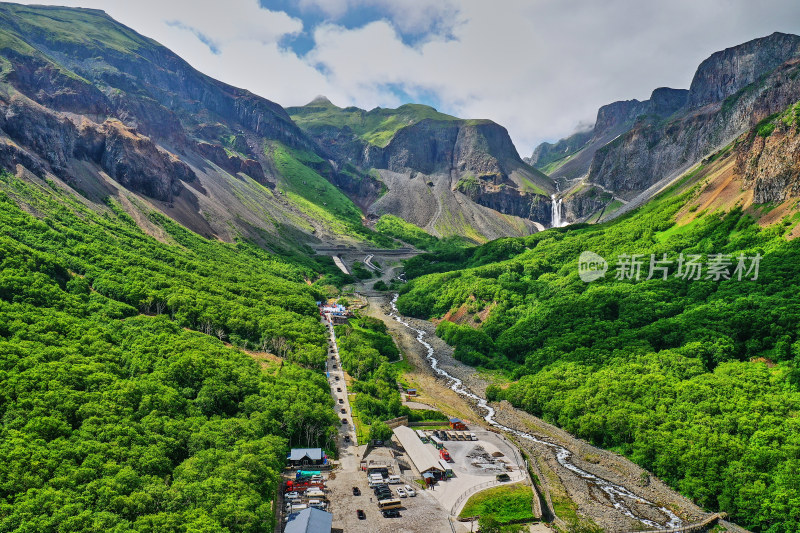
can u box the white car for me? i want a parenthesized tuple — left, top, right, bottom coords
(403, 484, 416, 497)
(396, 487, 407, 498)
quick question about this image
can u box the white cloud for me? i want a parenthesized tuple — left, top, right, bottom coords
(16, 0, 800, 155)
(297, 0, 460, 35)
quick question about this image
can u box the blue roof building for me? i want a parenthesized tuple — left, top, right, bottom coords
(287, 448, 327, 466)
(284, 507, 332, 533)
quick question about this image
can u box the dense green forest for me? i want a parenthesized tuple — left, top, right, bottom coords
(397, 169, 800, 532)
(334, 315, 408, 434)
(0, 174, 338, 531)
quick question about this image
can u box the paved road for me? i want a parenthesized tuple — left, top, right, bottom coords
(363, 254, 382, 272)
(321, 311, 361, 469)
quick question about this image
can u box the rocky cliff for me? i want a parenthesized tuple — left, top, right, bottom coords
(588, 53, 800, 197)
(535, 32, 800, 224)
(688, 32, 800, 109)
(734, 102, 800, 203)
(529, 88, 689, 185)
(289, 100, 556, 233)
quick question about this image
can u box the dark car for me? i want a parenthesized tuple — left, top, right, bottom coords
(340, 408, 346, 414)
(357, 509, 366, 520)
(332, 364, 337, 369)
(338, 398, 344, 404)
(335, 376, 340, 381)
(382, 510, 400, 518)
(336, 387, 342, 392)
(344, 435, 350, 442)
(341, 419, 347, 424)
(352, 487, 361, 496)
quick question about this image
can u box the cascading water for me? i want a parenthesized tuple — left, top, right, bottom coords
(389, 294, 682, 529)
(551, 194, 563, 228)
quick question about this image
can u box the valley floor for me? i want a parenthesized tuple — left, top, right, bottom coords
(344, 257, 750, 533)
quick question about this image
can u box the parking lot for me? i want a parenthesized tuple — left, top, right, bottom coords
(301, 304, 530, 532)
(325, 453, 455, 532)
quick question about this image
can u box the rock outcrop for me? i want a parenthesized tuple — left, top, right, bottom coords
(529, 88, 689, 184)
(0, 94, 195, 202)
(289, 100, 555, 232)
(735, 108, 800, 203)
(589, 57, 800, 195)
(688, 32, 800, 109)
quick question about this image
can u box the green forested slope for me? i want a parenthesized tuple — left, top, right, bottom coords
(0, 174, 338, 532)
(397, 168, 800, 532)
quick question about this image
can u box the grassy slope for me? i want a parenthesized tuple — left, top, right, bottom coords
(458, 483, 535, 523)
(268, 142, 397, 246)
(0, 4, 155, 53)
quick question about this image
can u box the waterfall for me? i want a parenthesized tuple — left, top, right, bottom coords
(551, 194, 563, 228)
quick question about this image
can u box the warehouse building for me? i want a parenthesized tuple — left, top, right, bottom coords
(392, 425, 444, 483)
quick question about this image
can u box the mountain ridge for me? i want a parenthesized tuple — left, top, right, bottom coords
(530, 31, 800, 225)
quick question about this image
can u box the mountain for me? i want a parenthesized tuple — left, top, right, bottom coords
(0, 3, 557, 247)
(288, 98, 557, 237)
(0, 2, 379, 250)
(530, 32, 800, 224)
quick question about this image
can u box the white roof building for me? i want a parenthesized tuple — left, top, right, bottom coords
(393, 425, 444, 475)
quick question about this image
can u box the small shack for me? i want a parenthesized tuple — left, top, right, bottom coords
(284, 507, 332, 533)
(288, 448, 327, 467)
(449, 417, 467, 430)
(406, 388, 417, 396)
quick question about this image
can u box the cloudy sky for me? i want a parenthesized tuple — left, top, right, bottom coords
(22, 0, 800, 155)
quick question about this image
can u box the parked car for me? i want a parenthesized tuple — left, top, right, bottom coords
(336, 387, 342, 392)
(377, 492, 393, 501)
(382, 509, 400, 518)
(284, 491, 299, 500)
(352, 487, 361, 496)
(357, 509, 366, 520)
(396, 487, 407, 498)
(340, 408, 346, 414)
(338, 398, 344, 404)
(403, 484, 416, 497)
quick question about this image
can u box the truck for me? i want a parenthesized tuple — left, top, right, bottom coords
(440, 448, 451, 462)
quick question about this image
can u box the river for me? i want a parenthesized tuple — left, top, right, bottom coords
(389, 294, 682, 530)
